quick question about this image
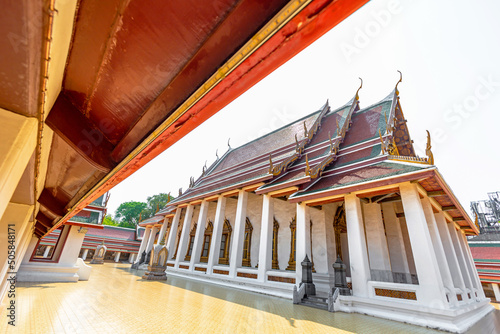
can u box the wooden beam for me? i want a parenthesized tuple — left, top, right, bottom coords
(378, 195, 402, 204)
(373, 193, 396, 203)
(46, 94, 115, 172)
(453, 217, 464, 222)
(34, 223, 47, 235)
(427, 190, 446, 197)
(269, 186, 299, 198)
(305, 197, 344, 207)
(36, 212, 53, 229)
(243, 183, 265, 192)
(442, 205, 457, 211)
(396, 212, 405, 218)
(38, 189, 66, 217)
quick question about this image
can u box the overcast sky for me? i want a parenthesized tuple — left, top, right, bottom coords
(106, 0, 500, 218)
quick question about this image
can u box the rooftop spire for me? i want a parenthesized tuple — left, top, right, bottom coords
(355, 77, 363, 100)
(395, 70, 402, 94)
(426, 130, 434, 165)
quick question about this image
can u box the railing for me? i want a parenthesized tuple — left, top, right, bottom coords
(292, 283, 306, 304)
(328, 288, 339, 312)
(387, 155, 428, 164)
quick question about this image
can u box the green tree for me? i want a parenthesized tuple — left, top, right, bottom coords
(115, 201, 147, 228)
(102, 214, 119, 226)
(142, 193, 174, 220)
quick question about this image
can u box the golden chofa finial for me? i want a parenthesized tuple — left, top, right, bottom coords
(328, 131, 335, 153)
(355, 77, 363, 100)
(303, 121, 308, 137)
(202, 161, 207, 175)
(166, 192, 171, 203)
(295, 134, 300, 153)
(215, 149, 219, 160)
(425, 130, 434, 165)
(304, 154, 310, 176)
(378, 129, 385, 154)
(268, 154, 273, 174)
(395, 70, 402, 94)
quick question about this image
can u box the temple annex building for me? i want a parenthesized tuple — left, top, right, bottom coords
(136, 83, 493, 333)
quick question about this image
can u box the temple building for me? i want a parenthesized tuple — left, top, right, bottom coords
(135, 82, 492, 333)
(27, 192, 143, 269)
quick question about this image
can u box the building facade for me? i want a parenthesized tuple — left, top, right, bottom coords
(135, 85, 492, 333)
(30, 192, 143, 265)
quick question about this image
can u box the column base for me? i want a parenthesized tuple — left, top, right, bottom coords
(336, 295, 493, 333)
(17, 264, 80, 282)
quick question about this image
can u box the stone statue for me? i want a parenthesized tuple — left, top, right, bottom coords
(142, 244, 168, 280)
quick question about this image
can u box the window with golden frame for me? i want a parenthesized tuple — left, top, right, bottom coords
(242, 218, 253, 267)
(272, 218, 280, 270)
(184, 223, 197, 261)
(286, 216, 296, 271)
(200, 221, 213, 263)
(218, 219, 232, 265)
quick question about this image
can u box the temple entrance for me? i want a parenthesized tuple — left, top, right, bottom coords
(333, 204, 351, 277)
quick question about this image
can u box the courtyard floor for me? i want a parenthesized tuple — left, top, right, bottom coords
(1, 262, 499, 333)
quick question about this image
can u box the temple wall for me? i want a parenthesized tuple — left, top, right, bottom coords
(310, 206, 328, 274)
(223, 197, 238, 262)
(274, 198, 295, 271)
(246, 192, 263, 267)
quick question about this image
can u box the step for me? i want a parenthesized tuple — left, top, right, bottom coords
(299, 299, 328, 311)
(305, 295, 327, 303)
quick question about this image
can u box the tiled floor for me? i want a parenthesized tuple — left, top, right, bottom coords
(1, 263, 499, 333)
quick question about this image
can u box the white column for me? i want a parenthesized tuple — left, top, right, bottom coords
(421, 197, 458, 306)
(435, 212, 467, 300)
(175, 205, 194, 268)
(114, 252, 121, 262)
(156, 216, 169, 245)
(0, 112, 37, 221)
(128, 253, 135, 263)
(382, 203, 410, 278)
(399, 182, 448, 307)
(258, 194, 274, 282)
(207, 196, 227, 274)
(295, 202, 311, 285)
(229, 190, 248, 278)
(492, 284, 500, 302)
(135, 226, 151, 263)
(145, 226, 158, 254)
(448, 223, 475, 301)
(459, 230, 485, 299)
(345, 194, 371, 297)
(81, 249, 88, 260)
(167, 209, 182, 259)
(363, 202, 392, 282)
(43, 246, 52, 258)
(190, 201, 209, 271)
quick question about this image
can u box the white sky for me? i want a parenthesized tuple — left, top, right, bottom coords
(107, 0, 500, 217)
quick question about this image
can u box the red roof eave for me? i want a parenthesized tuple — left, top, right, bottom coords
(288, 168, 436, 203)
(43, 0, 370, 237)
